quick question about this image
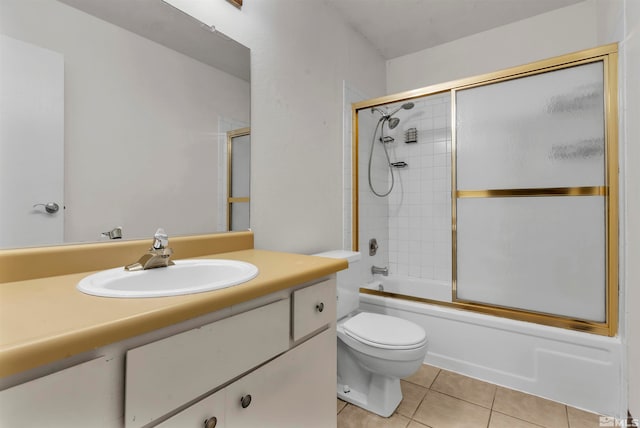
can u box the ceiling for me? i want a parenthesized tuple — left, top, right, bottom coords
(58, 0, 250, 81)
(325, 0, 585, 60)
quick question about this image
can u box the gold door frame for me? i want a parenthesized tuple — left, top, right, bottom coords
(352, 44, 619, 336)
(226, 127, 251, 231)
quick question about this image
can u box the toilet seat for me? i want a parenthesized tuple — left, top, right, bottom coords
(342, 312, 427, 350)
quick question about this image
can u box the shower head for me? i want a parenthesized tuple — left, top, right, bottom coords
(387, 102, 414, 129)
(372, 101, 415, 129)
(388, 102, 415, 117)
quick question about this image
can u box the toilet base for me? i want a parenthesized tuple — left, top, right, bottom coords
(337, 375, 402, 418)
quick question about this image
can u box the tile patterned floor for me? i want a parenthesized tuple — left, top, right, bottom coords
(337, 364, 603, 428)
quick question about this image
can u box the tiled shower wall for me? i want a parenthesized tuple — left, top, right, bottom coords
(387, 93, 452, 282)
(356, 92, 452, 284)
(357, 106, 390, 274)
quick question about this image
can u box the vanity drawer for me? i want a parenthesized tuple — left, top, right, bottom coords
(125, 298, 290, 428)
(291, 278, 335, 341)
(0, 357, 119, 427)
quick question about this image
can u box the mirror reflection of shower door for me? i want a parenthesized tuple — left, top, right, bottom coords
(0, 35, 64, 248)
(227, 128, 250, 231)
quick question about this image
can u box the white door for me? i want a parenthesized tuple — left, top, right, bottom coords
(0, 34, 64, 248)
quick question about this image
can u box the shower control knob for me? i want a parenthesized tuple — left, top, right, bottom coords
(316, 302, 325, 313)
(240, 394, 252, 408)
(203, 417, 217, 428)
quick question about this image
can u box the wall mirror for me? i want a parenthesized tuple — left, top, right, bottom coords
(0, 0, 251, 249)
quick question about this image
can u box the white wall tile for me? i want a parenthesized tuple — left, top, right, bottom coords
(359, 93, 452, 282)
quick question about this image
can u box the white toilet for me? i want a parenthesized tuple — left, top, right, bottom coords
(314, 250, 428, 417)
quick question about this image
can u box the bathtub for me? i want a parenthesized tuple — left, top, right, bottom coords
(359, 275, 626, 418)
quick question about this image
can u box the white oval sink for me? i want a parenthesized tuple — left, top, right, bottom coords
(77, 259, 259, 298)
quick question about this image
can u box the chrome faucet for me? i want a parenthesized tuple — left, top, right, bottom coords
(371, 265, 389, 276)
(125, 228, 175, 271)
(101, 226, 123, 240)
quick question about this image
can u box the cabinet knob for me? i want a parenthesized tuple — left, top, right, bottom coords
(316, 302, 325, 313)
(203, 417, 217, 428)
(240, 394, 252, 408)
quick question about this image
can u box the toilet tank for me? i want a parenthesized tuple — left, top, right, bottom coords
(313, 250, 361, 319)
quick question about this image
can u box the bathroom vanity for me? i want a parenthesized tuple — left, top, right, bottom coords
(0, 233, 346, 427)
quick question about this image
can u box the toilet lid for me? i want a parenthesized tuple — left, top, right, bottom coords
(342, 312, 426, 350)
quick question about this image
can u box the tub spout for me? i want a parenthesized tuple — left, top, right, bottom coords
(371, 265, 389, 276)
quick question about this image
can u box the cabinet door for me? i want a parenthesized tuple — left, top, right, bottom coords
(226, 328, 336, 428)
(156, 388, 225, 428)
(126, 299, 289, 428)
(291, 279, 335, 341)
(0, 357, 120, 428)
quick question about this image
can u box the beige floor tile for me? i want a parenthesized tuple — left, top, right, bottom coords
(489, 411, 544, 428)
(407, 421, 430, 428)
(493, 387, 568, 428)
(413, 390, 491, 428)
(567, 406, 602, 428)
(338, 398, 348, 414)
(403, 364, 440, 388)
(337, 404, 411, 428)
(430, 369, 497, 408)
(396, 380, 428, 418)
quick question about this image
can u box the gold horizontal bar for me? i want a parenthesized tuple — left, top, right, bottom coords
(352, 43, 617, 112)
(457, 186, 606, 198)
(228, 197, 250, 203)
(360, 288, 611, 336)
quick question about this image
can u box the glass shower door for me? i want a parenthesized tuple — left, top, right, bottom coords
(453, 60, 610, 323)
(227, 128, 251, 231)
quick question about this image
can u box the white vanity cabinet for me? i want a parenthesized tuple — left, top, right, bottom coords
(125, 298, 291, 427)
(158, 328, 335, 428)
(129, 277, 337, 428)
(225, 328, 335, 428)
(0, 356, 121, 428)
(0, 277, 337, 428)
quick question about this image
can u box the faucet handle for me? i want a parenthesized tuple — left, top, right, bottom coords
(152, 228, 169, 250)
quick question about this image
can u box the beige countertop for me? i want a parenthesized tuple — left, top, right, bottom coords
(0, 249, 347, 378)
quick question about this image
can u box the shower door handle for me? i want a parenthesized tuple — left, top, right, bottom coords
(33, 202, 60, 214)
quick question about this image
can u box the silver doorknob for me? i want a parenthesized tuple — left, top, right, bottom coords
(203, 416, 217, 428)
(33, 202, 60, 214)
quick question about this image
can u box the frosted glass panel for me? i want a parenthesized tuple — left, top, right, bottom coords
(456, 196, 605, 321)
(456, 62, 605, 190)
(231, 134, 250, 197)
(230, 202, 249, 231)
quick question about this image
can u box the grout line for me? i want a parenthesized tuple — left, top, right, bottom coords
(491, 410, 548, 428)
(428, 388, 494, 410)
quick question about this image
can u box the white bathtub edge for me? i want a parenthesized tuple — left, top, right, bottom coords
(360, 292, 626, 418)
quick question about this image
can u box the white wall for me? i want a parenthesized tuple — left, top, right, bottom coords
(386, 1, 603, 94)
(623, 0, 640, 417)
(0, 0, 250, 243)
(165, 0, 387, 254)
